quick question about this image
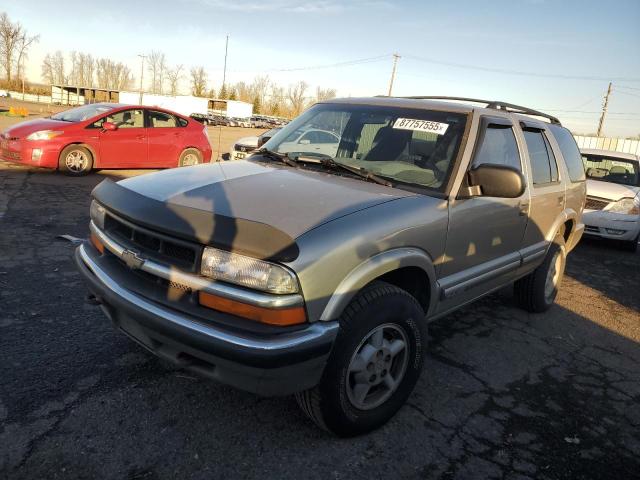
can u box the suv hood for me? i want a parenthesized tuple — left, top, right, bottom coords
(2, 118, 72, 138)
(234, 136, 258, 148)
(93, 160, 413, 261)
(587, 179, 640, 201)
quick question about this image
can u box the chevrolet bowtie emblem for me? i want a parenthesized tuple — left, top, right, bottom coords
(121, 249, 145, 270)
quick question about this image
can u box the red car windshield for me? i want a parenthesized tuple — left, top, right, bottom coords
(51, 104, 118, 123)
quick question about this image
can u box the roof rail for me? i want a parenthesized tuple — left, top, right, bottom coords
(394, 96, 562, 125)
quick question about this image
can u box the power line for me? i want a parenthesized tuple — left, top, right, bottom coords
(271, 55, 391, 73)
(617, 85, 640, 92)
(403, 54, 640, 83)
(616, 90, 640, 99)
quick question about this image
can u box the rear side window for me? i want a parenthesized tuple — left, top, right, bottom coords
(472, 125, 521, 171)
(549, 125, 585, 182)
(523, 130, 558, 185)
(148, 110, 178, 128)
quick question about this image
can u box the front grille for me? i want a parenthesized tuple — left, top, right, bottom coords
(104, 214, 199, 271)
(585, 225, 600, 233)
(1, 149, 20, 160)
(585, 197, 610, 210)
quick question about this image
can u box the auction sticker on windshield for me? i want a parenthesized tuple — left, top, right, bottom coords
(393, 118, 449, 135)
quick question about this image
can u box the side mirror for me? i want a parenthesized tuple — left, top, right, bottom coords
(257, 135, 271, 148)
(464, 164, 525, 198)
(102, 121, 118, 131)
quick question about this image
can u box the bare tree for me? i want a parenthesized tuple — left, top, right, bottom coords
(0, 12, 38, 86)
(166, 64, 183, 96)
(41, 50, 66, 85)
(316, 86, 336, 102)
(96, 58, 133, 90)
(69, 51, 96, 86)
(147, 50, 166, 94)
(287, 81, 308, 116)
(190, 66, 207, 97)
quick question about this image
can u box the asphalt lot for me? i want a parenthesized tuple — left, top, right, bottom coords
(0, 161, 639, 480)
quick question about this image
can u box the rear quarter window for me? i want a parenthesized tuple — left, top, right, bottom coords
(549, 125, 585, 182)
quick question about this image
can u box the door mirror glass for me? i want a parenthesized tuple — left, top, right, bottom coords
(102, 121, 118, 131)
(466, 163, 525, 198)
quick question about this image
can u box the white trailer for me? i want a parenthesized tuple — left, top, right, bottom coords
(223, 100, 253, 119)
(118, 92, 209, 117)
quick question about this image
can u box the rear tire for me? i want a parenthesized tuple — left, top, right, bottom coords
(178, 148, 202, 167)
(58, 145, 93, 176)
(295, 281, 427, 437)
(514, 238, 566, 313)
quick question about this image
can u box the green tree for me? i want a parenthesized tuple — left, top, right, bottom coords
(229, 88, 237, 101)
(253, 94, 261, 114)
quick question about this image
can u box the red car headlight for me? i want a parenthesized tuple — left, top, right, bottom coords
(26, 130, 64, 141)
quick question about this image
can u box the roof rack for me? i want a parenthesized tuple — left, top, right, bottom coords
(392, 96, 561, 125)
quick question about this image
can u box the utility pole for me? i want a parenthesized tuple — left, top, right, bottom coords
(138, 54, 147, 105)
(222, 34, 229, 93)
(597, 82, 612, 137)
(387, 53, 400, 96)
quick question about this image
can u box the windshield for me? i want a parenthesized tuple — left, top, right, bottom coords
(263, 103, 468, 191)
(51, 104, 117, 122)
(582, 154, 640, 187)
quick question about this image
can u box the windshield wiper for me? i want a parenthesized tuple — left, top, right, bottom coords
(254, 148, 298, 168)
(297, 156, 392, 187)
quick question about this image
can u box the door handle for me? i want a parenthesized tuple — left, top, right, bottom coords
(135, 135, 146, 140)
(557, 195, 564, 205)
(519, 202, 530, 216)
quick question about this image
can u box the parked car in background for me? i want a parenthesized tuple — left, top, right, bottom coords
(229, 127, 281, 160)
(0, 89, 9, 98)
(275, 127, 340, 157)
(581, 148, 640, 251)
(0, 103, 212, 175)
(76, 96, 585, 436)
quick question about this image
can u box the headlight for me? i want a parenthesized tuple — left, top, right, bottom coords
(201, 247, 299, 294)
(90, 200, 106, 229)
(26, 130, 64, 141)
(607, 197, 640, 215)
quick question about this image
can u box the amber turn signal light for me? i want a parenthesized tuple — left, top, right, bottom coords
(198, 291, 306, 326)
(90, 232, 105, 254)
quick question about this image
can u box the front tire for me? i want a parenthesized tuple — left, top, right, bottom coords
(514, 238, 566, 313)
(178, 148, 202, 167)
(296, 281, 427, 437)
(58, 145, 93, 176)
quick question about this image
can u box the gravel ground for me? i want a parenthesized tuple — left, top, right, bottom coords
(0, 161, 639, 480)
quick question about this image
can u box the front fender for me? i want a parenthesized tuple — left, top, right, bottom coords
(319, 247, 437, 321)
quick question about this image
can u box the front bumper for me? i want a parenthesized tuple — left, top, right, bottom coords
(0, 138, 60, 168)
(582, 210, 640, 241)
(75, 243, 338, 396)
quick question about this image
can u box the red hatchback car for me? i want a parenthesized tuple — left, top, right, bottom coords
(0, 103, 212, 175)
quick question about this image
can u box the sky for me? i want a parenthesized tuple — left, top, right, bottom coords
(4, 0, 640, 137)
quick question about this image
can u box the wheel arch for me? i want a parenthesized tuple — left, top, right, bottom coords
(547, 207, 581, 251)
(319, 247, 437, 322)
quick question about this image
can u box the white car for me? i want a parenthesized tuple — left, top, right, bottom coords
(229, 128, 281, 161)
(275, 128, 340, 158)
(581, 148, 640, 251)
